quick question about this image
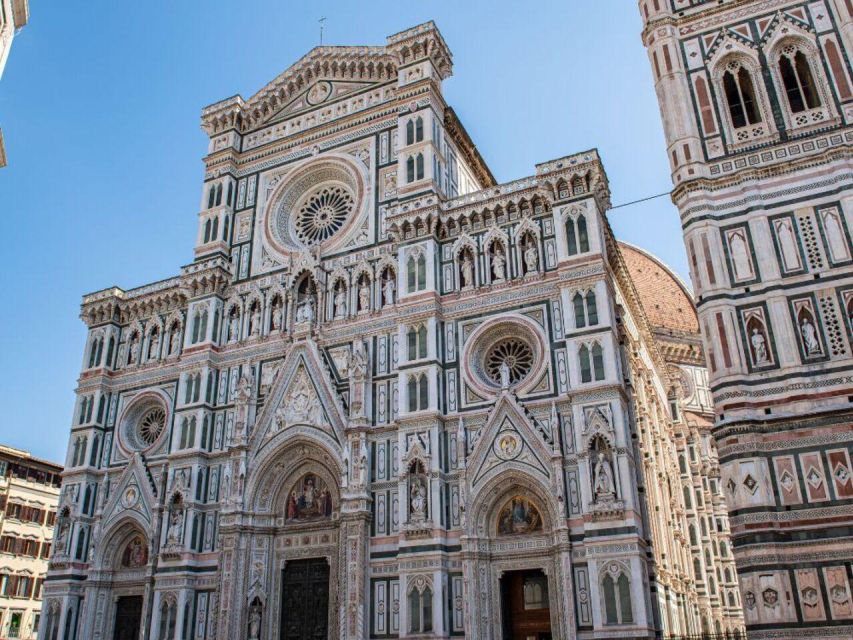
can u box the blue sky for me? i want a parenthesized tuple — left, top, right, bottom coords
(0, 1, 684, 463)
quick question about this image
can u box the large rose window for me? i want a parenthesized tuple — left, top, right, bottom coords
(485, 338, 534, 385)
(137, 408, 166, 446)
(462, 314, 548, 396)
(264, 157, 366, 255)
(118, 395, 169, 454)
(294, 184, 354, 245)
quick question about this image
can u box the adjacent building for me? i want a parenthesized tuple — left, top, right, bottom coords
(641, 0, 853, 638)
(0, 445, 62, 639)
(0, 0, 29, 168)
(43, 22, 743, 640)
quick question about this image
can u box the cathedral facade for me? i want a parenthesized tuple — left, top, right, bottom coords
(642, 1, 853, 638)
(43, 23, 743, 640)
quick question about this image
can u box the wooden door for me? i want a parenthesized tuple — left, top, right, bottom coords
(112, 595, 143, 640)
(280, 558, 330, 640)
(500, 570, 552, 640)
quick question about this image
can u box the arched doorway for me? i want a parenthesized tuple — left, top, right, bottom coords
(90, 521, 152, 640)
(232, 437, 346, 640)
(462, 474, 574, 640)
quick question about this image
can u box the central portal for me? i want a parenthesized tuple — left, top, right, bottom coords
(500, 569, 552, 640)
(112, 595, 143, 640)
(280, 558, 330, 640)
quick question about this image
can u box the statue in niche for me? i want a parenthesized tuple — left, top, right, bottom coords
(524, 240, 538, 273)
(148, 330, 160, 360)
(410, 477, 427, 523)
(334, 287, 347, 319)
(349, 342, 368, 418)
(128, 334, 140, 365)
(55, 515, 70, 553)
(800, 316, 820, 354)
(228, 312, 239, 343)
(248, 599, 262, 640)
(235, 373, 254, 406)
(270, 299, 282, 331)
(460, 253, 474, 288)
(169, 327, 180, 355)
(298, 296, 314, 324)
(492, 246, 506, 281)
(358, 280, 370, 312)
(383, 276, 395, 306)
(166, 507, 184, 547)
(593, 452, 615, 500)
(250, 305, 261, 336)
(342, 440, 351, 488)
(750, 327, 769, 365)
(223, 462, 232, 501)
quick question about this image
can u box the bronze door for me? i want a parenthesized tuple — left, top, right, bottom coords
(112, 595, 143, 640)
(280, 558, 330, 640)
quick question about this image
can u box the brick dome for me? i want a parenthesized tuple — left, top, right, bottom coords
(619, 242, 699, 336)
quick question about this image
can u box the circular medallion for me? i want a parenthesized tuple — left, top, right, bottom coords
(306, 81, 332, 106)
(122, 485, 139, 509)
(494, 432, 521, 460)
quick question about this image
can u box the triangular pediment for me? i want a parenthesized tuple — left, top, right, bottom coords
(251, 339, 347, 454)
(237, 47, 397, 129)
(467, 394, 551, 490)
(101, 453, 156, 530)
(267, 79, 382, 123)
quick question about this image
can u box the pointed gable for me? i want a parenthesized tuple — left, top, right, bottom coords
(467, 393, 552, 490)
(101, 452, 157, 531)
(251, 339, 347, 455)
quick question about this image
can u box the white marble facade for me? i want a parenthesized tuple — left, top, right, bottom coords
(42, 22, 742, 640)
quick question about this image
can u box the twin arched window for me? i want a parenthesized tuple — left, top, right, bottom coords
(407, 374, 429, 412)
(779, 45, 821, 113)
(573, 290, 598, 328)
(566, 214, 589, 256)
(602, 569, 633, 625)
(579, 343, 605, 383)
(408, 586, 433, 633)
(407, 252, 427, 293)
(405, 116, 424, 145)
(722, 61, 761, 129)
(406, 153, 425, 182)
(179, 416, 197, 450)
(407, 325, 428, 360)
(88, 336, 104, 369)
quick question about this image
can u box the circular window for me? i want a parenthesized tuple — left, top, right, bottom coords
(118, 395, 169, 454)
(485, 338, 534, 385)
(137, 408, 165, 446)
(462, 314, 548, 396)
(265, 157, 366, 255)
(294, 184, 354, 246)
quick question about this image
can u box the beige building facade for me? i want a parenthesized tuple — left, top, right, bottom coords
(0, 445, 62, 639)
(0, 0, 29, 168)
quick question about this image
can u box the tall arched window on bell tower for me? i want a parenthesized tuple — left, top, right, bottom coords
(722, 63, 761, 128)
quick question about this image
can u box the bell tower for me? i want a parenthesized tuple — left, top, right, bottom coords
(642, 1, 853, 636)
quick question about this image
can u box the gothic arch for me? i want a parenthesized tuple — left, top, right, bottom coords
(248, 435, 342, 515)
(467, 469, 560, 539)
(94, 515, 150, 572)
